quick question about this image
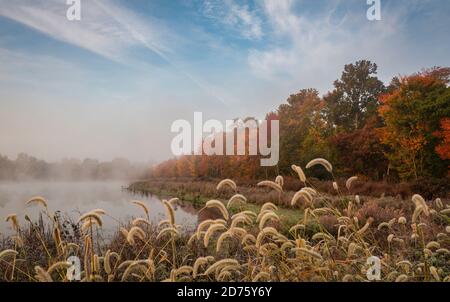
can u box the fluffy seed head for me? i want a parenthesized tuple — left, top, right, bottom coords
(196, 219, 214, 239)
(163, 200, 176, 226)
(412, 194, 429, 216)
(291, 247, 323, 261)
(5, 214, 19, 231)
(193, 257, 209, 278)
(257, 181, 283, 193)
(258, 212, 279, 230)
(356, 217, 374, 236)
(275, 175, 284, 187)
(203, 200, 229, 221)
(291, 164, 306, 182)
(34, 266, 53, 282)
(203, 223, 227, 248)
(0, 249, 18, 259)
(91, 209, 106, 215)
(130, 200, 149, 217)
(230, 215, 251, 228)
(260, 202, 278, 213)
(289, 224, 305, 234)
(430, 266, 440, 281)
(216, 231, 234, 252)
(127, 226, 146, 245)
(302, 187, 317, 196)
(395, 274, 408, 282)
(440, 209, 450, 215)
(332, 182, 339, 191)
(227, 194, 247, 209)
(241, 234, 256, 246)
(78, 211, 103, 227)
(216, 179, 237, 191)
(425, 241, 440, 250)
(168, 198, 179, 205)
(387, 234, 395, 243)
(47, 261, 71, 275)
(256, 227, 278, 247)
(306, 158, 333, 173)
(132, 217, 151, 226)
(312, 232, 334, 242)
(291, 189, 313, 206)
(156, 227, 179, 241)
(435, 198, 443, 209)
(412, 206, 424, 223)
(252, 271, 270, 282)
(204, 259, 239, 275)
(345, 176, 358, 190)
(26, 196, 48, 208)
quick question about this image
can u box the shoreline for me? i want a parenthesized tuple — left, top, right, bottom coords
(127, 178, 307, 232)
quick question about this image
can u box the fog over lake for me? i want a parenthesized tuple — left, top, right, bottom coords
(0, 181, 198, 238)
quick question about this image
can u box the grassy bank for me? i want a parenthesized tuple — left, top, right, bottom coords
(128, 177, 450, 238)
(1, 161, 449, 282)
(128, 178, 305, 232)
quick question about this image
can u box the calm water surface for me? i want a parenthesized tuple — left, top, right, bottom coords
(0, 181, 199, 237)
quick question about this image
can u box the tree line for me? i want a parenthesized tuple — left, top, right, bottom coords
(153, 61, 450, 182)
(0, 153, 149, 181)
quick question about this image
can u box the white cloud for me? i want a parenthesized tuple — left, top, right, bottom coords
(0, 0, 233, 105)
(202, 0, 263, 40)
(228, 3, 263, 39)
(0, 0, 188, 68)
(0, 0, 137, 61)
(263, 0, 300, 35)
(247, 0, 413, 93)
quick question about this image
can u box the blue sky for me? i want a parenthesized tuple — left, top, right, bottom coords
(0, 0, 449, 162)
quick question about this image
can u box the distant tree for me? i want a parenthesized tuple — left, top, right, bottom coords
(0, 155, 15, 180)
(0, 153, 145, 181)
(324, 60, 385, 132)
(277, 88, 328, 174)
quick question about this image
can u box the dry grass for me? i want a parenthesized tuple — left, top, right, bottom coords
(1, 158, 449, 282)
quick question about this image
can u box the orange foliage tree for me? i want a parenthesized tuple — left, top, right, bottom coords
(378, 68, 450, 180)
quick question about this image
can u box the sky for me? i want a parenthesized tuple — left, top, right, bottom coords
(0, 0, 449, 163)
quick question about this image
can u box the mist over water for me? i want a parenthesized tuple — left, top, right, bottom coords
(0, 181, 198, 238)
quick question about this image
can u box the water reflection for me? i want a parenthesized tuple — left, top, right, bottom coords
(0, 181, 198, 238)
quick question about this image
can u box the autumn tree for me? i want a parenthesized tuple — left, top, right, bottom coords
(324, 60, 385, 132)
(379, 67, 450, 180)
(277, 89, 329, 174)
(434, 118, 450, 174)
(330, 117, 387, 179)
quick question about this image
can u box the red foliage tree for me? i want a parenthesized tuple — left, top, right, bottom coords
(434, 118, 450, 174)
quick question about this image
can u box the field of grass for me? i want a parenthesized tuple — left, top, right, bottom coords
(1, 159, 449, 282)
(128, 178, 306, 232)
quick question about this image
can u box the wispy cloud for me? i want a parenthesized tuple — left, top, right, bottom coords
(202, 0, 263, 40)
(247, 0, 412, 92)
(0, 0, 138, 61)
(93, 0, 231, 105)
(0, 0, 231, 105)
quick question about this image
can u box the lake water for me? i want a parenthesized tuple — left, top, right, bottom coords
(0, 181, 199, 238)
